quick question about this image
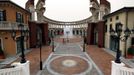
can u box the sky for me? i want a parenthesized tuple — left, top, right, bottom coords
(11, 0, 134, 21)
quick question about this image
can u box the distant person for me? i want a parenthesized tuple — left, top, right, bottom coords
(63, 38, 65, 44)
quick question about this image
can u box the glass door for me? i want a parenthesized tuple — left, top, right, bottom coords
(110, 36, 118, 51)
(16, 37, 21, 54)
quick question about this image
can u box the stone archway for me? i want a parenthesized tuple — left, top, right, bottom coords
(27, 0, 111, 47)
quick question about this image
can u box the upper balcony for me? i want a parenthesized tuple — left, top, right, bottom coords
(0, 21, 29, 30)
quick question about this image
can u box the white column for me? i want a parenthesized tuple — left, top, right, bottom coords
(82, 29, 84, 36)
(74, 30, 76, 35)
(78, 30, 80, 35)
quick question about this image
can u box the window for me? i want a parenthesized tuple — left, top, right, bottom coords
(0, 39, 2, 49)
(110, 24, 112, 30)
(105, 25, 107, 32)
(16, 12, 24, 23)
(16, 37, 21, 53)
(0, 10, 6, 21)
(105, 19, 107, 22)
(131, 38, 134, 45)
(0, 38, 3, 50)
(116, 16, 119, 20)
(110, 18, 112, 22)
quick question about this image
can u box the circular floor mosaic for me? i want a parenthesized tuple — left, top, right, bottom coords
(47, 55, 92, 75)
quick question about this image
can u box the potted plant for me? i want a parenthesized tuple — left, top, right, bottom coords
(0, 47, 5, 59)
(127, 46, 134, 58)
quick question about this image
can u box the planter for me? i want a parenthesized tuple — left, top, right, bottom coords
(127, 46, 134, 59)
(0, 54, 5, 59)
(0, 48, 4, 59)
(127, 54, 134, 59)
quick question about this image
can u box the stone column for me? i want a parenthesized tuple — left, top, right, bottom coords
(74, 30, 76, 35)
(78, 30, 80, 35)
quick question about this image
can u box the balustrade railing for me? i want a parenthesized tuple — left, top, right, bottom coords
(0, 66, 22, 75)
(0, 61, 30, 75)
(111, 61, 134, 75)
(117, 67, 134, 75)
(0, 21, 28, 30)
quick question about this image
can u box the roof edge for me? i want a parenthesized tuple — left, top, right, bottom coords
(0, 0, 31, 14)
(103, 7, 134, 19)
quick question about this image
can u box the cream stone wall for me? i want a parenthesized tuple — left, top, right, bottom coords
(105, 11, 134, 56)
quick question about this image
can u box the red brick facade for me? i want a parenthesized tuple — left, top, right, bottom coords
(87, 23, 97, 45)
(37, 23, 49, 45)
(29, 21, 49, 48)
(98, 21, 105, 47)
(86, 21, 105, 48)
(29, 21, 37, 48)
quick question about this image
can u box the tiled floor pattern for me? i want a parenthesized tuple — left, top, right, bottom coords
(38, 43, 102, 75)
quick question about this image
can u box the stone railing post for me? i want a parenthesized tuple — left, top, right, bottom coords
(111, 61, 125, 75)
(12, 61, 30, 75)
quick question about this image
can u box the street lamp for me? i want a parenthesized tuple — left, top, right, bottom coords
(83, 30, 86, 52)
(39, 41, 42, 70)
(66, 31, 69, 42)
(11, 24, 29, 63)
(51, 31, 54, 52)
(52, 35, 54, 52)
(37, 28, 43, 70)
(109, 22, 132, 63)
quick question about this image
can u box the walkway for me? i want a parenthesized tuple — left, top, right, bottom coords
(1, 46, 52, 75)
(86, 45, 115, 75)
(38, 42, 103, 75)
(0, 37, 117, 75)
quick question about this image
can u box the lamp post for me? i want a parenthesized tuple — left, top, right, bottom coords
(11, 24, 29, 63)
(51, 31, 54, 52)
(39, 42, 42, 70)
(66, 31, 69, 42)
(83, 30, 86, 52)
(110, 22, 133, 63)
(37, 28, 43, 70)
(52, 35, 54, 52)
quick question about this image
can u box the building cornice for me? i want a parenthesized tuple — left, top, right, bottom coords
(43, 16, 92, 25)
(0, 0, 31, 14)
(103, 7, 134, 19)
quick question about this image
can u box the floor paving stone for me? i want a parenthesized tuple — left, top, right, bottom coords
(12, 46, 52, 75)
(2, 36, 118, 75)
(86, 45, 115, 75)
(39, 41, 102, 75)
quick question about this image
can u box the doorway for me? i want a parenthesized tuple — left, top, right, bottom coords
(16, 37, 21, 54)
(0, 38, 3, 50)
(110, 36, 118, 51)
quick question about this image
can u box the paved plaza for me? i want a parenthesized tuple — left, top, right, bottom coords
(36, 37, 105, 75)
(1, 37, 117, 75)
(38, 43, 102, 75)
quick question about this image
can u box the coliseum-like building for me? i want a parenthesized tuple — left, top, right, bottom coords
(25, 0, 111, 48)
